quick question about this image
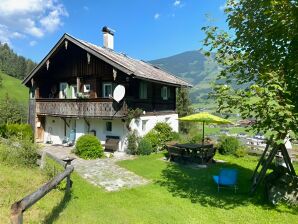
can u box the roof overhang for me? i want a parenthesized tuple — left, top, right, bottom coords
(22, 33, 192, 88)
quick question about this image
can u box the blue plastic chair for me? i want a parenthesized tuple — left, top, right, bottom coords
(213, 168, 238, 193)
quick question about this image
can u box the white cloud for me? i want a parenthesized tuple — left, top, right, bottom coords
(173, 0, 181, 6)
(154, 13, 160, 20)
(29, 40, 37, 46)
(0, 0, 68, 45)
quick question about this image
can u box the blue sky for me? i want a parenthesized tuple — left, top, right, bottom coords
(0, 0, 227, 62)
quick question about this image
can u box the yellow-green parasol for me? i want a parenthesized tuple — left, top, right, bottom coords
(179, 112, 233, 144)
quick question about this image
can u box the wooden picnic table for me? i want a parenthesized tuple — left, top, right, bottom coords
(174, 143, 213, 150)
(167, 143, 215, 164)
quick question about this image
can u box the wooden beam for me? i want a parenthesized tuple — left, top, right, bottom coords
(76, 77, 81, 93)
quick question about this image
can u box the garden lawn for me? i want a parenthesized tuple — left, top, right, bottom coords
(1, 154, 297, 223)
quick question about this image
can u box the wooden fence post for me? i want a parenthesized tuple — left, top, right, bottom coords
(10, 202, 23, 224)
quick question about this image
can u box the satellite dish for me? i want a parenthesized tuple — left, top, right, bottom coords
(112, 84, 125, 103)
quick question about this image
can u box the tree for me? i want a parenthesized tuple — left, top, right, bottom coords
(202, 0, 298, 143)
(177, 87, 193, 133)
(0, 42, 37, 79)
(0, 94, 27, 125)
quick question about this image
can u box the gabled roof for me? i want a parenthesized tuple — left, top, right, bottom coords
(22, 33, 192, 87)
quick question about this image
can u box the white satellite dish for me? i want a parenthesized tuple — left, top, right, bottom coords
(112, 84, 125, 103)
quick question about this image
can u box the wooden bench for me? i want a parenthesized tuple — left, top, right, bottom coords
(104, 136, 120, 152)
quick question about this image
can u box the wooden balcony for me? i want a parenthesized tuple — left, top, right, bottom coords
(35, 98, 128, 118)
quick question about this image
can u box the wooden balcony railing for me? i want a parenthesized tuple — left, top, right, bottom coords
(35, 98, 128, 118)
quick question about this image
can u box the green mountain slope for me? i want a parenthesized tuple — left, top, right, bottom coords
(0, 71, 28, 104)
(150, 50, 220, 107)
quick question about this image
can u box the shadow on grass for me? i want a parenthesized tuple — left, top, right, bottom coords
(43, 191, 71, 224)
(156, 158, 297, 213)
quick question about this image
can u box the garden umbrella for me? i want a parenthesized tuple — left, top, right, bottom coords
(179, 112, 233, 144)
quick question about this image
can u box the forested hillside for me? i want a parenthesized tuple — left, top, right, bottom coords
(0, 43, 36, 80)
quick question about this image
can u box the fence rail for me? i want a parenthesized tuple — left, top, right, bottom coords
(10, 155, 74, 224)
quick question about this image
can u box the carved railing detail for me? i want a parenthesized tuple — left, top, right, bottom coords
(35, 99, 127, 117)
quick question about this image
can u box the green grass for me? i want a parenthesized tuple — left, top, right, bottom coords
(0, 163, 64, 223)
(0, 71, 28, 103)
(1, 154, 297, 223)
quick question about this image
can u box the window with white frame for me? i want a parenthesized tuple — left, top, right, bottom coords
(103, 83, 112, 98)
(161, 86, 170, 100)
(83, 84, 91, 93)
(139, 81, 148, 99)
(106, 121, 112, 132)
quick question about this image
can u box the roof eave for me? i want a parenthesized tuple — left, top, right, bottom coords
(22, 33, 134, 86)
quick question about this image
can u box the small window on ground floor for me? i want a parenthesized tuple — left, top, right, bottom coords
(106, 121, 112, 132)
(142, 120, 148, 132)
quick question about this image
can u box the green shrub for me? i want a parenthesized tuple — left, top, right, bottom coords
(127, 131, 139, 155)
(217, 136, 240, 155)
(144, 130, 160, 151)
(74, 134, 103, 159)
(234, 146, 248, 157)
(154, 122, 174, 142)
(143, 122, 176, 152)
(0, 125, 6, 137)
(189, 133, 203, 144)
(138, 137, 153, 155)
(2, 124, 33, 141)
(0, 138, 38, 167)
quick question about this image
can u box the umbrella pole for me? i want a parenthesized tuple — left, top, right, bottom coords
(202, 121, 205, 145)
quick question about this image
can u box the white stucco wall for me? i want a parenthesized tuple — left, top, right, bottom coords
(44, 116, 65, 144)
(129, 113, 179, 136)
(43, 113, 179, 152)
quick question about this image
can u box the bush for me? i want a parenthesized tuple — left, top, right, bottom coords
(0, 138, 38, 167)
(144, 130, 160, 152)
(138, 137, 153, 155)
(74, 134, 103, 159)
(234, 146, 248, 157)
(127, 131, 139, 155)
(1, 124, 33, 141)
(189, 133, 203, 144)
(154, 122, 174, 142)
(144, 122, 176, 152)
(217, 136, 241, 155)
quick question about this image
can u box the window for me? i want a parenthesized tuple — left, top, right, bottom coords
(161, 86, 170, 100)
(83, 84, 91, 93)
(142, 120, 148, 132)
(103, 83, 112, 98)
(139, 81, 148, 99)
(59, 82, 68, 99)
(106, 121, 112, 132)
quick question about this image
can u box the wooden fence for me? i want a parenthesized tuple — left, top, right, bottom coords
(10, 154, 74, 224)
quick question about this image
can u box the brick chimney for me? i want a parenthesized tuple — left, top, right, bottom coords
(102, 26, 114, 50)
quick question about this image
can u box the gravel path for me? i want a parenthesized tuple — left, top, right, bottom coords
(41, 145, 148, 191)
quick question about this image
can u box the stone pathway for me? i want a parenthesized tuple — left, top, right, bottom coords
(41, 145, 148, 192)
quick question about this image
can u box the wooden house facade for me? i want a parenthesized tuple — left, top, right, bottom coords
(23, 27, 191, 151)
